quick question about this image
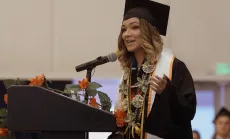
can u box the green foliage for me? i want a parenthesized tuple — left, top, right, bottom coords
(0, 134, 12, 139)
(0, 108, 11, 139)
(87, 82, 102, 90)
(0, 118, 7, 127)
(98, 91, 112, 111)
(64, 80, 112, 112)
(64, 84, 81, 94)
(86, 88, 98, 97)
(0, 109, 7, 118)
(3, 76, 112, 113)
(3, 79, 18, 89)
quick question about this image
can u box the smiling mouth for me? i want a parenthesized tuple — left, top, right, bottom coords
(126, 40, 135, 44)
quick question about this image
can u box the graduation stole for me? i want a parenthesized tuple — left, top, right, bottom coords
(114, 49, 175, 139)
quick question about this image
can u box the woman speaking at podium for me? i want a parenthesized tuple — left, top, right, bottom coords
(111, 0, 197, 139)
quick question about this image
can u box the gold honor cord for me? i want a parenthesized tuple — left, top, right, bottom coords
(122, 74, 130, 136)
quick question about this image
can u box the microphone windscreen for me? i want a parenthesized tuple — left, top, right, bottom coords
(107, 53, 117, 62)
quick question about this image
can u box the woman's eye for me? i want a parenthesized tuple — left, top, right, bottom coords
(121, 28, 126, 32)
(132, 26, 139, 29)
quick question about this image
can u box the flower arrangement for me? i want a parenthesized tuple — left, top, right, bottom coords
(0, 74, 111, 138)
(64, 78, 112, 111)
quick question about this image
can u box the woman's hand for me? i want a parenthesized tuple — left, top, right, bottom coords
(150, 74, 168, 94)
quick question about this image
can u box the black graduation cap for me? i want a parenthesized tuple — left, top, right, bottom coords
(213, 107, 230, 122)
(123, 0, 170, 36)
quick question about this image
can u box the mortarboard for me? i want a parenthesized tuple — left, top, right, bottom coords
(213, 107, 230, 122)
(123, 0, 170, 36)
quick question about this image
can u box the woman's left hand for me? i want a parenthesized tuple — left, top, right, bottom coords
(150, 74, 168, 94)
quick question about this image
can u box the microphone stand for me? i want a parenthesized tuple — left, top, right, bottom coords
(86, 66, 93, 82)
(84, 66, 93, 106)
(85, 66, 94, 139)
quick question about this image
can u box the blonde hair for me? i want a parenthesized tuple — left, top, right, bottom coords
(117, 18, 163, 69)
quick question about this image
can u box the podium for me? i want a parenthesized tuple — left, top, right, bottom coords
(7, 85, 117, 139)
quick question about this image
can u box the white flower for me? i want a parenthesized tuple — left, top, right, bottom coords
(119, 83, 129, 95)
(123, 67, 130, 80)
(141, 86, 148, 94)
(125, 112, 135, 123)
(132, 74, 149, 93)
(142, 61, 155, 73)
(70, 90, 75, 94)
(122, 98, 128, 111)
(132, 94, 144, 108)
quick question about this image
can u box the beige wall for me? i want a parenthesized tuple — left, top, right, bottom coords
(170, 0, 230, 78)
(0, 0, 229, 80)
(0, 0, 52, 78)
(0, 0, 124, 79)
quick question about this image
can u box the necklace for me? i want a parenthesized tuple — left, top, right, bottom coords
(118, 60, 156, 138)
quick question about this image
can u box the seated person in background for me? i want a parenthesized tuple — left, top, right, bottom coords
(212, 107, 230, 139)
(192, 130, 201, 139)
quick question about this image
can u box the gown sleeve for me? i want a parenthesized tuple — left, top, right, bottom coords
(162, 58, 197, 123)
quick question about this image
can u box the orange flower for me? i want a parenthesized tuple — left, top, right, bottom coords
(114, 109, 127, 127)
(0, 128, 8, 136)
(4, 94, 8, 104)
(78, 78, 89, 90)
(29, 74, 45, 86)
(89, 97, 99, 108)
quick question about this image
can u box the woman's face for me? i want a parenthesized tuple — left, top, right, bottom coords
(121, 17, 142, 52)
(215, 116, 230, 137)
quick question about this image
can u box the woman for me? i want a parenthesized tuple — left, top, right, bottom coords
(212, 107, 230, 139)
(112, 0, 197, 139)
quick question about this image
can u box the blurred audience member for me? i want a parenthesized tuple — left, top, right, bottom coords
(212, 107, 230, 139)
(192, 130, 200, 139)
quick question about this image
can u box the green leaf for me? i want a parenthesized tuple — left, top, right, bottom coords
(85, 88, 98, 97)
(97, 91, 111, 111)
(82, 99, 88, 104)
(3, 79, 17, 89)
(43, 77, 49, 88)
(70, 94, 81, 101)
(0, 118, 7, 127)
(52, 88, 65, 94)
(64, 84, 81, 94)
(102, 104, 112, 112)
(0, 109, 7, 117)
(76, 94, 80, 101)
(64, 89, 70, 94)
(0, 133, 11, 139)
(18, 80, 27, 85)
(87, 82, 102, 90)
(98, 91, 110, 102)
(15, 78, 27, 85)
(16, 78, 20, 85)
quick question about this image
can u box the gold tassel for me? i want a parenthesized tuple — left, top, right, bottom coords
(135, 123, 141, 135)
(131, 123, 141, 138)
(132, 126, 135, 138)
(123, 126, 129, 135)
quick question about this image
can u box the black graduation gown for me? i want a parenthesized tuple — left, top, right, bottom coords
(144, 57, 197, 139)
(108, 57, 196, 139)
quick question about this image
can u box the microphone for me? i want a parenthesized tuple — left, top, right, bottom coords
(75, 52, 117, 72)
